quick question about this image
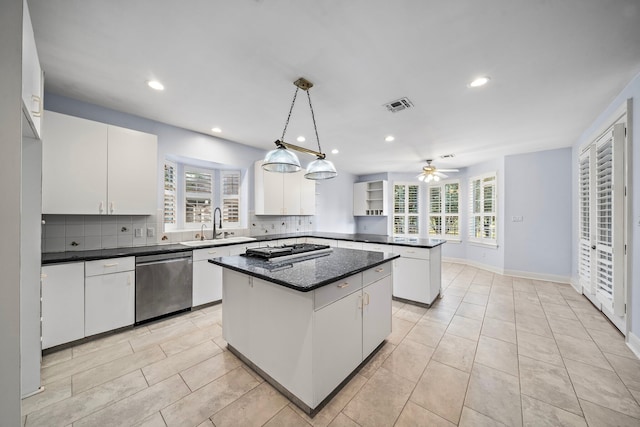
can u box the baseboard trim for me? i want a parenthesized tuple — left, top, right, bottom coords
(627, 331, 640, 359)
(502, 269, 571, 284)
(569, 277, 582, 293)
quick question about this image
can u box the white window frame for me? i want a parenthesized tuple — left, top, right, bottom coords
(468, 172, 497, 246)
(183, 166, 214, 229)
(428, 180, 460, 241)
(392, 182, 421, 237)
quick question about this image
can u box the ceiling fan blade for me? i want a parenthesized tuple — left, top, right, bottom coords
(438, 168, 459, 172)
(434, 171, 448, 178)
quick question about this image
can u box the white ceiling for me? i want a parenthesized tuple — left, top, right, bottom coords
(29, 0, 640, 176)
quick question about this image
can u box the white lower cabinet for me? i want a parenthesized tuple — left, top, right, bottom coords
(41, 263, 85, 349)
(193, 247, 230, 306)
(392, 245, 442, 305)
(336, 240, 363, 250)
(363, 275, 392, 356)
(84, 257, 135, 337)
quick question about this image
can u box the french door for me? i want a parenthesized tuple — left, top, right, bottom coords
(578, 122, 626, 332)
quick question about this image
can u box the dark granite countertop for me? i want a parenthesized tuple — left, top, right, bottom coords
(209, 247, 400, 292)
(42, 232, 445, 265)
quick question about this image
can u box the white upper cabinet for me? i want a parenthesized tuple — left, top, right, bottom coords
(42, 111, 158, 215)
(22, 0, 43, 139)
(353, 180, 387, 216)
(254, 160, 316, 215)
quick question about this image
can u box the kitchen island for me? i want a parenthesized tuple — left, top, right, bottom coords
(209, 247, 399, 416)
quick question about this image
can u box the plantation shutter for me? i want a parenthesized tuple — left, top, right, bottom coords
(578, 147, 594, 294)
(428, 186, 442, 235)
(163, 162, 177, 225)
(185, 169, 213, 224)
(221, 171, 240, 225)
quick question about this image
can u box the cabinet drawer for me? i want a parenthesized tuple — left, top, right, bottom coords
(361, 242, 391, 254)
(193, 246, 231, 262)
(363, 262, 392, 285)
(85, 256, 134, 276)
(394, 246, 430, 260)
(304, 237, 337, 247)
(314, 273, 363, 310)
(337, 241, 363, 250)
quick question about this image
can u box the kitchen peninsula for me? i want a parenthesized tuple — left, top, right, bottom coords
(209, 246, 399, 415)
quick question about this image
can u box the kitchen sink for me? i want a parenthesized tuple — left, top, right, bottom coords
(179, 236, 257, 247)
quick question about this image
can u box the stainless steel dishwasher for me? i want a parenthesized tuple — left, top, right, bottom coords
(135, 252, 193, 323)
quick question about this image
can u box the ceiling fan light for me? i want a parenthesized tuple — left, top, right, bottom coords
(434, 175, 440, 182)
(305, 158, 337, 180)
(426, 174, 433, 182)
(262, 147, 301, 172)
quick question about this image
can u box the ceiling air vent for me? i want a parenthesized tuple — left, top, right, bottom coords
(384, 97, 413, 113)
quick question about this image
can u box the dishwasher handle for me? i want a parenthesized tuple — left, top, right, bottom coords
(136, 257, 192, 267)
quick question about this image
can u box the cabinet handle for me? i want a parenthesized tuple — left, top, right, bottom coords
(31, 95, 42, 117)
(337, 283, 349, 289)
(364, 292, 370, 306)
(104, 263, 118, 267)
(110, 202, 115, 214)
(40, 274, 47, 279)
(406, 250, 416, 254)
(99, 201, 104, 214)
(375, 268, 384, 273)
(208, 251, 218, 254)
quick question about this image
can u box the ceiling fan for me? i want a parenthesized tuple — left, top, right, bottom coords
(417, 159, 459, 182)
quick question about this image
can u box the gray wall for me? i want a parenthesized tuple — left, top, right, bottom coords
(0, 0, 25, 423)
(571, 72, 640, 343)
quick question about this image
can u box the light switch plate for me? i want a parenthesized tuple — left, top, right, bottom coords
(512, 216, 524, 222)
(135, 228, 143, 237)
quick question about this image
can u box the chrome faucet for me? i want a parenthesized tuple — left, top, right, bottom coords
(213, 207, 223, 239)
(200, 224, 207, 241)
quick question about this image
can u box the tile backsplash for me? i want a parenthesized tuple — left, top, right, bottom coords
(42, 212, 316, 253)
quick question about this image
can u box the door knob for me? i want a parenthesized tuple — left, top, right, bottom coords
(591, 245, 596, 250)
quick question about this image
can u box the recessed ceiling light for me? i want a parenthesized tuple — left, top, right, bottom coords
(441, 154, 455, 159)
(147, 80, 164, 91)
(211, 127, 222, 133)
(297, 136, 306, 142)
(468, 76, 490, 88)
(385, 135, 395, 142)
(331, 149, 339, 154)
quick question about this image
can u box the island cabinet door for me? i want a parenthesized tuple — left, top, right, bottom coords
(362, 275, 392, 357)
(222, 270, 253, 358)
(313, 291, 362, 405)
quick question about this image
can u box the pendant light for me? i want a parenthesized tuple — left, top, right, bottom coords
(262, 78, 337, 179)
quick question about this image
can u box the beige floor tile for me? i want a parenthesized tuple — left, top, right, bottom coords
(564, 358, 640, 419)
(41, 348, 72, 368)
(603, 352, 640, 391)
(142, 340, 221, 385)
(410, 360, 469, 424)
(463, 292, 489, 306)
(391, 299, 406, 314)
(213, 335, 228, 351)
(547, 317, 591, 341)
(514, 300, 546, 318)
(146, 312, 200, 332)
(541, 302, 578, 320)
(404, 319, 447, 348)
(458, 406, 508, 426)
(160, 324, 222, 357)
(210, 381, 289, 427)
(26, 370, 149, 427)
(161, 366, 260, 427)
(521, 395, 586, 427)
(471, 272, 493, 286)
(432, 333, 477, 372)
(327, 413, 360, 427)
(180, 350, 242, 391)
(518, 355, 582, 415)
(21, 377, 71, 415)
(481, 317, 516, 344)
(133, 412, 168, 427)
(516, 330, 564, 366)
(468, 284, 491, 295)
(71, 326, 150, 358)
(129, 321, 199, 352)
(475, 336, 518, 376)
(514, 291, 541, 305)
(358, 342, 395, 379)
(263, 405, 311, 427)
(386, 316, 415, 345)
(343, 367, 414, 427)
(394, 306, 426, 323)
(72, 345, 166, 394)
(630, 388, 640, 405)
(575, 312, 616, 333)
(446, 315, 482, 341)
(289, 374, 368, 427)
(381, 338, 434, 382)
(456, 302, 485, 320)
(555, 333, 613, 370)
(515, 312, 552, 338)
(588, 328, 638, 359)
(435, 295, 463, 310)
(394, 400, 455, 427)
(464, 363, 522, 427)
(191, 311, 223, 329)
(484, 302, 515, 323)
(443, 287, 467, 298)
(41, 341, 133, 385)
(536, 292, 566, 306)
(580, 398, 640, 426)
(513, 281, 537, 294)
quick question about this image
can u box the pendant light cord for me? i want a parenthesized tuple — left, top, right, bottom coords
(280, 87, 300, 141)
(306, 90, 324, 158)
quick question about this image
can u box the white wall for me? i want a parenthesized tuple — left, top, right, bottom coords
(0, 0, 24, 423)
(504, 148, 572, 280)
(315, 171, 357, 233)
(572, 72, 640, 341)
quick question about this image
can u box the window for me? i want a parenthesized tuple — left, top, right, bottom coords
(184, 167, 213, 226)
(468, 173, 497, 245)
(393, 183, 420, 236)
(428, 181, 460, 240)
(163, 161, 177, 226)
(221, 170, 240, 226)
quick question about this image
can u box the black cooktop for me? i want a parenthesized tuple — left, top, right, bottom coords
(245, 243, 332, 260)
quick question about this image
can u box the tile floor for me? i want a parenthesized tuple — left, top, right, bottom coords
(22, 263, 640, 426)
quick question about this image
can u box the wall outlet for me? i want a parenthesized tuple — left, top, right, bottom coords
(146, 227, 155, 237)
(134, 228, 143, 237)
(511, 216, 524, 222)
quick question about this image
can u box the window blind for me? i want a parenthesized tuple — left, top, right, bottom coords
(428, 181, 460, 239)
(163, 162, 177, 225)
(184, 168, 213, 224)
(468, 173, 496, 244)
(221, 170, 241, 224)
(393, 183, 420, 236)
